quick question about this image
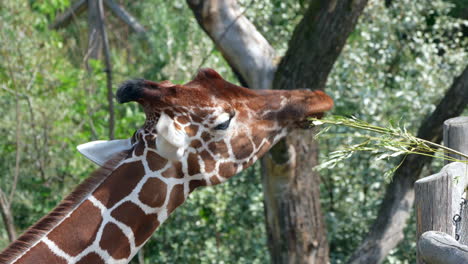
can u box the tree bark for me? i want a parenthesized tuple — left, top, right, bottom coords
(0, 189, 16, 242)
(103, 0, 146, 34)
(186, 0, 276, 90)
(348, 66, 468, 264)
(187, 0, 368, 263)
(96, 0, 115, 140)
(87, 0, 103, 63)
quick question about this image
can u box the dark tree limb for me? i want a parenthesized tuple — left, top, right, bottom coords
(103, 0, 146, 34)
(348, 65, 468, 264)
(50, 0, 145, 34)
(87, 0, 102, 62)
(49, 0, 87, 30)
(274, 0, 368, 90)
(97, 0, 115, 140)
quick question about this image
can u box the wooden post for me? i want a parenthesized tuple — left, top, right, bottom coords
(415, 167, 453, 264)
(416, 116, 468, 263)
(443, 116, 468, 164)
(444, 117, 468, 245)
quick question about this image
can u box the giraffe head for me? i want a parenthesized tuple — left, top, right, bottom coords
(79, 68, 333, 184)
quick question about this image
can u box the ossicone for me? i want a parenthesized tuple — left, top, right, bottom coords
(116, 79, 172, 104)
(116, 79, 147, 103)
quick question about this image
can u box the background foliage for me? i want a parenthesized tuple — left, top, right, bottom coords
(0, 0, 466, 263)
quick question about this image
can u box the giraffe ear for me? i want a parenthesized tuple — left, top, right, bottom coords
(155, 112, 188, 161)
(77, 139, 133, 166)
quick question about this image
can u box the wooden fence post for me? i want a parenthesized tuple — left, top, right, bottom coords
(415, 167, 453, 264)
(444, 117, 468, 245)
(416, 117, 468, 263)
(443, 116, 468, 164)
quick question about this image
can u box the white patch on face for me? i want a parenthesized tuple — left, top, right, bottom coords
(156, 112, 188, 161)
(214, 112, 230, 125)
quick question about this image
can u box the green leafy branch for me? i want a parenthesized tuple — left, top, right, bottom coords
(310, 115, 468, 179)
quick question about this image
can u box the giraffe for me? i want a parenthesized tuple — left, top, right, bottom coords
(0, 68, 333, 264)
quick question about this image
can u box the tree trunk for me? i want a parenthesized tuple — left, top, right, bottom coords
(263, 132, 328, 263)
(0, 190, 16, 242)
(265, 1, 368, 263)
(348, 66, 468, 264)
(87, 0, 103, 64)
(96, 0, 115, 140)
(187, 0, 368, 262)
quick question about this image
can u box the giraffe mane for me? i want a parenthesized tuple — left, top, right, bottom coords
(0, 150, 131, 264)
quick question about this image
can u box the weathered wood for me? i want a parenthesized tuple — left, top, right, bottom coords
(446, 162, 468, 236)
(415, 162, 468, 263)
(444, 117, 468, 164)
(415, 165, 453, 264)
(418, 231, 468, 264)
(444, 117, 468, 246)
(460, 198, 468, 246)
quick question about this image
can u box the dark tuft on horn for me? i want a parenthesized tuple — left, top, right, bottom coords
(116, 79, 146, 103)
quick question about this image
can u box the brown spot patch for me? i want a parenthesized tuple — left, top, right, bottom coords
(111, 202, 160, 247)
(16, 241, 67, 264)
(190, 139, 202, 149)
(219, 162, 237, 178)
(187, 152, 200, 175)
(161, 162, 184, 178)
(174, 122, 182, 130)
(231, 132, 254, 160)
(191, 115, 203, 123)
(134, 142, 145, 156)
(189, 179, 207, 193)
(251, 130, 266, 148)
(163, 109, 175, 118)
(243, 161, 251, 170)
(139, 177, 167, 208)
(200, 150, 216, 172)
(145, 135, 156, 149)
(210, 175, 221, 185)
(208, 141, 230, 158)
(76, 253, 104, 264)
(100, 223, 131, 260)
(166, 184, 185, 214)
(176, 116, 190, 124)
(147, 151, 167, 171)
(93, 161, 145, 208)
(185, 124, 199, 137)
(48, 200, 102, 256)
(201, 132, 212, 142)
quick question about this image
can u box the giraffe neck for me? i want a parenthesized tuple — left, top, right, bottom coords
(7, 136, 197, 264)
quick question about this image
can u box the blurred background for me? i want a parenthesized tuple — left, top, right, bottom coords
(0, 0, 467, 263)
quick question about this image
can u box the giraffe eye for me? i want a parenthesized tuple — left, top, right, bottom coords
(214, 118, 231, 130)
(214, 113, 235, 130)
